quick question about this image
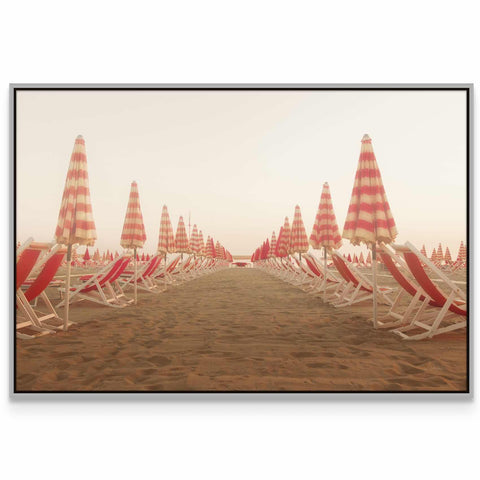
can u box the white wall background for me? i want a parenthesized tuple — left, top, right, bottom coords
(2, 1, 477, 479)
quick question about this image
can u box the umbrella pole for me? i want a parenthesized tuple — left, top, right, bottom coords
(372, 243, 378, 328)
(134, 247, 138, 305)
(164, 253, 167, 290)
(323, 247, 327, 303)
(64, 244, 72, 331)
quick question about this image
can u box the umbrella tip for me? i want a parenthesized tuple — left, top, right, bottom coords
(362, 134, 371, 142)
(76, 134, 84, 140)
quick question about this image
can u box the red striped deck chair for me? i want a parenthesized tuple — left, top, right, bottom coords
(58, 254, 133, 308)
(16, 241, 53, 338)
(389, 242, 467, 340)
(302, 254, 342, 296)
(154, 255, 182, 285)
(330, 252, 394, 308)
(17, 246, 71, 338)
(120, 254, 165, 294)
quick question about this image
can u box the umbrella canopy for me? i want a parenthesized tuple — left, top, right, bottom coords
(83, 247, 90, 261)
(444, 247, 452, 264)
(269, 231, 277, 257)
(342, 134, 397, 246)
(359, 252, 365, 265)
(262, 239, 270, 259)
(55, 135, 97, 246)
(198, 230, 205, 256)
(436, 243, 444, 263)
(274, 227, 284, 257)
(342, 134, 397, 328)
(205, 236, 215, 258)
(215, 241, 223, 258)
(55, 135, 97, 331)
(289, 205, 309, 255)
(457, 241, 466, 263)
(431, 248, 437, 262)
(277, 217, 291, 257)
(420, 245, 427, 257)
(158, 205, 176, 254)
(120, 181, 147, 249)
(309, 182, 342, 251)
(189, 224, 201, 255)
(175, 216, 191, 253)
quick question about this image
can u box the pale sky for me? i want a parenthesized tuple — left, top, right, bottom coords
(16, 89, 467, 257)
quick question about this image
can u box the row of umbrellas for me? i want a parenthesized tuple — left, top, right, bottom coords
(54, 135, 232, 329)
(252, 134, 398, 327)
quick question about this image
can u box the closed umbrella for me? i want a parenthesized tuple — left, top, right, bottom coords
(277, 217, 291, 258)
(198, 230, 205, 257)
(175, 216, 190, 258)
(289, 205, 309, 260)
(83, 247, 91, 264)
(120, 181, 147, 304)
(269, 231, 277, 257)
(55, 135, 97, 330)
(158, 205, 176, 288)
(342, 134, 398, 327)
(444, 246, 452, 265)
(309, 182, 342, 300)
(436, 243, 444, 264)
(189, 224, 201, 256)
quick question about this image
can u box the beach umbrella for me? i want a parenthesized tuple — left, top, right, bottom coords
(309, 182, 342, 299)
(262, 239, 270, 260)
(83, 247, 91, 263)
(146, 254, 150, 261)
(431, 248, 437, 262)
(189, 224, 201, 256)
(158, 205, 176, 288)
(141, 253, 145, 261)
(277, 217, 291, 258)
(342, 134, 398, 328)
(420, 245, 427, 257)
(289, 205, 309, 259)
(175, 216, 190, 258)
(115, 251, 119, 258)
(54, 135, 97, 330)
(120, 180, 147, 304)
(444, 246, 452, 265)
(198, 230, 205, 257)
(353, 254, 359, 264)
(215, 240, 223, 259)
(274, 227, 284, 257)
(205, 236, 214, 258)
(269, 231, 277, 257)
(436, 243, 444, 264)
(456, 241, 466, 265)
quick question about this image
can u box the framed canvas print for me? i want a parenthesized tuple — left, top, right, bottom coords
(12, 84, 471, 393)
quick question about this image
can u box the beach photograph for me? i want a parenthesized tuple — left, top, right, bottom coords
(14, 86, 469, 392)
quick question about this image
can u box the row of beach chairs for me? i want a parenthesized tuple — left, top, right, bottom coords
(256, 242, 467, 341)
(16, 238, 228, 339)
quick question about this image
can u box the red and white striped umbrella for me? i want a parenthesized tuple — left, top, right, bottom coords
(436, 243, 444, 263)
(83, 247, 91, 262)
(342, 134, 397, 328)
(205, 236, 215, 258)
(309, 182, 342, 251)
(366, 251, 372, 264)
(457, 241, 466, 264)
(420, 245, 427, 257)
(289, 205, 309, 256)
(274, 227, 284, 257)
(189, 224, 201, 255)
(175, 216, 191, 254)
(55, 135, 97, 330)
(55, 135, 97, 247)
(198, 230, 206, 256)
(444, 246, 452, 264)
(431, 248, 437, 262)
(120, 181, 147, 249)
(359, 252, 365, 265)
(158, 205, 175, 255)
(120, 183, 146, 304)
(269, 231, 277, 257)
(343, 134, 397, 245)
(277, 217, 291, 257)
(215, 240, 223, 258)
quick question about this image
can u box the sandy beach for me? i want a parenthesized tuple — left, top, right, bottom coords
(15, 267, 467, 392)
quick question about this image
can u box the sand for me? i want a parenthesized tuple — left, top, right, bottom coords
(15, 267, 467, 392)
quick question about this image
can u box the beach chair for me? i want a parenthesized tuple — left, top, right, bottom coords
(330, 251, 394, 308)
(302, 254, 342, 296)
(57, 254, 133, 308)
(388, 242, 467, 340)
(16, 241, 56, 338)
(120, 254, 165, 294)
(154, 255, 182, 285)
(17, 245, 72, 338)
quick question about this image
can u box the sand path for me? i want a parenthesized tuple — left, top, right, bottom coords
(16, 268, 467, 392)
